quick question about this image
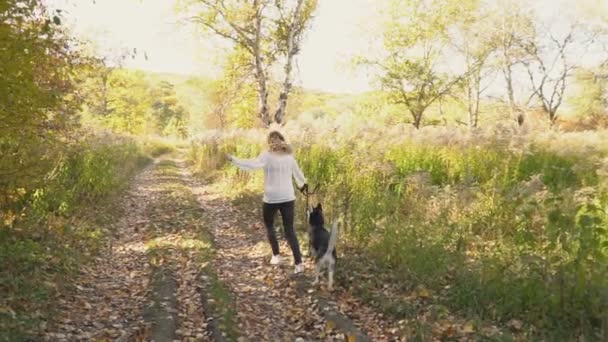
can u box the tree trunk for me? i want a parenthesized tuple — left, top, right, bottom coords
(273, 0, 305, 125)
(469, 70, 482, 128)
(466, 80, 478, 129)
(100, 71, 110, 115)
(253, 0, 270, 127)
(502, 64, 517, 115)
(254, 65, 270, 127)
(549, 109, 558, 126)
(472, 91, 480, 128)
(412, 111, 423, 129)
(217, 104, 227, 130)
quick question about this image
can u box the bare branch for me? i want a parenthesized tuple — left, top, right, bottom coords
(190, 16, 240, 43)
(197, 0, 256, 48)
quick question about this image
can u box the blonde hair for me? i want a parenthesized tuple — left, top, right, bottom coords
(267, 131, 292, 154)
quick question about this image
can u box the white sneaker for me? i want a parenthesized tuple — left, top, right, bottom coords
(270, 255, 283, 265)
(294, 263, 304, 274)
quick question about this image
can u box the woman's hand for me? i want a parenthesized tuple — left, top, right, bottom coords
(299, 183, 308, 194)
(225, 154, 233, 162)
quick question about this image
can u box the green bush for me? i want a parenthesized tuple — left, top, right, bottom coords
(140, 137, 177, 158)
(0, 134, 149, 340)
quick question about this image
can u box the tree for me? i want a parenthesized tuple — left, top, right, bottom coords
(205, 46, 257, 129)
(105, 70, 154, 134)
(570, 66, 608, 121)
(151, 81, 189, 137)
(449, 0, 498, 128)
(77, 48, 131, 117)
(93, 49, 132, 116)
(490, 0, 535, 125)
(183, 0, 318, 127)
(1, 0, 82, 185)
(519, 24, 579, 125)
(356, 0, 474, 129)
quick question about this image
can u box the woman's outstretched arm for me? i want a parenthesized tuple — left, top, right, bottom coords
(227, 151, 267, 171)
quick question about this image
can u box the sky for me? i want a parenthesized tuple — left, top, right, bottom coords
(44, 0, 605, 94)
(44, 0, 378, 93)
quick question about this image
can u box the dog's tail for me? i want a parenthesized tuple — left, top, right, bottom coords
(325, 220, 339, 256)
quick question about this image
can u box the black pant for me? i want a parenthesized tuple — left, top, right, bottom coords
(262, 200, 302, 265)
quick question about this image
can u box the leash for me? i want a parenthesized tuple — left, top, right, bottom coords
(301, 183, 320, 210)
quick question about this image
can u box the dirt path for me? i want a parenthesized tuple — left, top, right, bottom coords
(43, 159, 211, 341)
(185, 172, 336, 340)
(42, 162, 156, 341)
(44, 156, 402, 341)
(184, 163, 404, 341)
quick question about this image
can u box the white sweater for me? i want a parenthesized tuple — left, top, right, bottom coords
(229, 151, 307, 204)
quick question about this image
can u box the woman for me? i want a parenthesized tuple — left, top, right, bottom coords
(227, 131, 307, 274)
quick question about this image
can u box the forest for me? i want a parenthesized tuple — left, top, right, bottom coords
(2, 0, 608, 340)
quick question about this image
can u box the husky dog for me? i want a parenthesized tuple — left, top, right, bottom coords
(307, 203, 339, 290)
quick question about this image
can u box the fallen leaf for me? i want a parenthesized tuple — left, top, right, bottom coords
(417, 287, 431, 298)
(462, 320, 475, 333)
(507, 319, 523, 331)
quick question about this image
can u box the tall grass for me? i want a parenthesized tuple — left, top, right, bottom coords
(0, 132, 151, 339)
(189, 121, 608, 339)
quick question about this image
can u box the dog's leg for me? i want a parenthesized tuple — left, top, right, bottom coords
(327, 259, 335, 291)
(312, 262, 321, 285)
(307, 226, 314, 258)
